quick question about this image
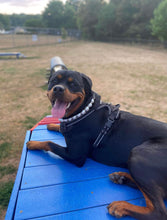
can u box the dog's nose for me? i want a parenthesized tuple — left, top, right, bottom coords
(53, 85, 65, 94)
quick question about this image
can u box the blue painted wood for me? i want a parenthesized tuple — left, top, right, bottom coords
(15, 178, 142, 219)
(0, 52, 25, 58)
(5, 131, 30, 220)
(33, 125, 48, 130)
(7, 123, 159, 220)
(21, 160, 127, 189)
(25, 139, 66, 167)
(25, 150, 64, 167)
(29, 199, 146, 220)
(30, 129, 64, 141)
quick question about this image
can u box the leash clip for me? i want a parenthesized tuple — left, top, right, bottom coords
(105, 118, 114, 129)
(93, 103, 120, 148)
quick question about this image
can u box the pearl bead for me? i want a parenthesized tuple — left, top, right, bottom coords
(82, 110, 86, 114)
(59, 96, 95, 124)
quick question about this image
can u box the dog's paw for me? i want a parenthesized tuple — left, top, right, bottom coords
(47, 124, 60, 131)
(109, 172, 126, 185)
(107, 201, 128, 218)
(27, 141, 51, 151)
(26, 141, 39, 150)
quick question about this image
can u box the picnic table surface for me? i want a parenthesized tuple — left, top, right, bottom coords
(6, 116, 148, 220)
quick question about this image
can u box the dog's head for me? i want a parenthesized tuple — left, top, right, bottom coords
(47, 70, 92, 119)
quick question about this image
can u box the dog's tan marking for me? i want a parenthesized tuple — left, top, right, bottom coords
(68, 77, 73, 82)
(27, 141, 51, 151)
(108, 172, 154, 218)
(57, 74, 62, 79)
(47, 124, 60, 131)
(65, 89, 85, 117)
(47, 87, 85, 118)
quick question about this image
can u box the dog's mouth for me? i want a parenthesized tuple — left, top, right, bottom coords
(51, 97, 82, 119)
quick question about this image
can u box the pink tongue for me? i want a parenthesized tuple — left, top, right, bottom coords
(51, 100, 67, 119)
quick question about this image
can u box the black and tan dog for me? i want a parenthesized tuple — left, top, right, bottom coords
(27, 70, 167, 220)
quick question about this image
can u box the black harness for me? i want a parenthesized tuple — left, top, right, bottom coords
(93, 103, 120, 148)
(60, 96, 120, 148)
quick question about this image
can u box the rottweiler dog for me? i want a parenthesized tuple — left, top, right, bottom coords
(27, 70, 167, 220)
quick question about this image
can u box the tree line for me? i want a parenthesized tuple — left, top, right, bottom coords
(0, 0, 167, 42)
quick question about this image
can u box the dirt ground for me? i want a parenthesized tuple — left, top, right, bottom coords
(0, 41, 167, 218)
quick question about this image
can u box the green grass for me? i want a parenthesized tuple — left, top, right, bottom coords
(34, 68, 47, 76)
(40, 83, 48, 91)
(0, 181, 14, 208)
(0, 165, 17, 178)
(21, 111, 51, 129)
(0, 142, 11, 162)
(3, 67, 17, 75)
(21, 116, 39, 129)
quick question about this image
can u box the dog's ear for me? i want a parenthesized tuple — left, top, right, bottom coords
(80, 73, 92, 92)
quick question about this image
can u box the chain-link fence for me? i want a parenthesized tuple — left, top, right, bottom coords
(0, 27, 81, 49)
(0, 26, 166, 49)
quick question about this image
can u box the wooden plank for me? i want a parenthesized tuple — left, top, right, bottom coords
(15, 178, 142, 219)
(25, 150, 64, 167)
(33, 125, 48, 130)
(25, 139, 66, 167)
(21, 159, 127, 189)
(28, 199, 146, 220)
(30, 129, 64, 141)
(5, 131, 30, 220)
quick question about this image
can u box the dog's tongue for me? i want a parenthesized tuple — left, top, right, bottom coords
(51, 100, 67, 119)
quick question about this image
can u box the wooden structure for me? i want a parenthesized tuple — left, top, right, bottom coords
(5, 116, 147, 220)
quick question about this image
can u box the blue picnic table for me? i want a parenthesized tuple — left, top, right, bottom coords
(0, 52, 25, 59)
(6, 117, 146, 220)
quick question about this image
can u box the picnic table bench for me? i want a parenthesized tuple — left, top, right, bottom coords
(0, 52, 25, 59)
(5, 116, 147, 220)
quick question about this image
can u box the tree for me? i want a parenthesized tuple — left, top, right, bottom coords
(42, 0, 78, 29)
(42, 0, 64, 28)
(63, 2, 77, 28)
(0, 14, 10, 29)
(151, 0, 167, 41)
(66, 0, 82, 11)
(96, 0, 162, 40)
(127, 0, 162, 39)
(24, 16, 43, 28)
(9, 14, 41, 27)
(77, 0, 104, 39)
(95, 2, 116, 40)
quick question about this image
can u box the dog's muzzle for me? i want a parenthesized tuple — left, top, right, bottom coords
(53, 85, 65, 96)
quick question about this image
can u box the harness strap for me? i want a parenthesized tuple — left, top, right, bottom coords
(93, 104, 120, 148)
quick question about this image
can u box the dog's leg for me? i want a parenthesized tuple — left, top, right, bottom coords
(27, 141, 51, 151)
(108, 139, 167, 220)
(47, 124, 60, 131)
(107, 189, 154, 219)
(109, 172, 137, 188)
(108, 172, 154, 219)
(27, 140, 87, 167)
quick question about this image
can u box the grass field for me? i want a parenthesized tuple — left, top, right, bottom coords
(0, 41, 167, 218)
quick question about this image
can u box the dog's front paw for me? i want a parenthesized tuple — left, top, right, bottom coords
(107, 201, 128, 218)
(26, 141, 40, 150)
(27, 140, 51, 151)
